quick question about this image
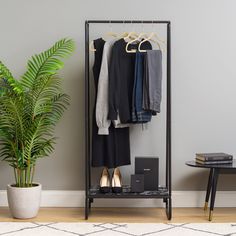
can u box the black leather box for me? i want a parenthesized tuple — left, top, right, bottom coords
(135, 157, 159, 191)
(131, 174, 144, 193)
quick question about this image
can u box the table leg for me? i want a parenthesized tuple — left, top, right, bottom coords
(85, 197, 89, 220)
(204, 168, 213, 211)
(209, 168, 219, 221)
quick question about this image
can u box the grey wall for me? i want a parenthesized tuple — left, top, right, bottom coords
(1, 0, 236, 191)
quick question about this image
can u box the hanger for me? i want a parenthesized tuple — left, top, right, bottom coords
(125, 32, 147, 53)
(120, 21, 139, 39)
(119, 21, 130, 38)
(103, 21, 118, 39)
(89, 41, 96, 52)
(123, 21, 139, 41)
(138, 22, 166, 52)
(138, 32, 161, 52)
(122, 21, 140, 53)
(123, 31, 138, 41)
(103, 31, 118, 40)
(89, 21, 118, 52)
(125, 22, 154, 53)
(125, 21, 164, 53)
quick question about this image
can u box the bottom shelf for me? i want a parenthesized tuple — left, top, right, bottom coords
(88, 185, 169, 199)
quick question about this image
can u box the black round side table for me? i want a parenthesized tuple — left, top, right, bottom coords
(186, 160, 236, 221)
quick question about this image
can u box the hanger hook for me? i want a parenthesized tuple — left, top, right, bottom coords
(151, 20, 154, 33)
(109, 20, 112, 32)
(131, 20, 134, 32)
(123, 20, 125, 31)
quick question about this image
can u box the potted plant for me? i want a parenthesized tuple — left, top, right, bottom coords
(0, 38, 75, 219)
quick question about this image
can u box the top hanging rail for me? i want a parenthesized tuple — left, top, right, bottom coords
(86, 20, 170, 24)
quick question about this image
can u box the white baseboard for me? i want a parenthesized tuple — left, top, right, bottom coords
(0, 190, 236, 207)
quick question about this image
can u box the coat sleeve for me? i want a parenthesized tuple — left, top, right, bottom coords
(108, 44, 119, 121)
(95, 43, 111, 135)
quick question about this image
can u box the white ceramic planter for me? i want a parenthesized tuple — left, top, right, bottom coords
(7, 183, 41, 219)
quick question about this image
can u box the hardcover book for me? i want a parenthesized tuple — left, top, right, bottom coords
(195, 159, 233, 165)
(196, 152, 233, 161)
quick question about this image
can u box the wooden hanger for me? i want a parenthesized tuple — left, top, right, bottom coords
(119, 21, 136, 39)
(89, 41, 96, 52)
(103, 31, 118, 40)
(120, 21, 129, 39)
(120, 32, 129, 38)
(125, 32, 147, 53)
(138, 32, 161, 52)
(123, 21, 141, 53)
(123, 21, 139, 41)
(89, 22, 118, 52)
(123, 31, 139, 41)
(104, 21, 118, 39)
(138, 32, 166, 52)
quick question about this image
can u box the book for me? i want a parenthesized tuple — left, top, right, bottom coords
(195, 153, 233, 161)
(195, 159, 233, 165)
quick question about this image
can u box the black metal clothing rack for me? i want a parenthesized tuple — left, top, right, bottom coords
(84, 20, 171, 220)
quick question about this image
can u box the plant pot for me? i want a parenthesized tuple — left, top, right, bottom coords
(7, 183, 42, 219)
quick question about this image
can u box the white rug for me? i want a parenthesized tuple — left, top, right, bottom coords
(0, 222, 236, 235)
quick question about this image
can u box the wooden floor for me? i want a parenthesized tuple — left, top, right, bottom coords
(1, 207, 236, 223)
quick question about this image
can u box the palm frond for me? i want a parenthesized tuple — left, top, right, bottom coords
(0, 61, 23, 94)
(45, 93, 70, 123)
(31, 137, 56, 161)
(30, 75, 63, 118)
(0, 97, 24, 142)
(21, 38, 75, 90)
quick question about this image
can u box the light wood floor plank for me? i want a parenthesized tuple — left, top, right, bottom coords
(0, 207, 236, 223)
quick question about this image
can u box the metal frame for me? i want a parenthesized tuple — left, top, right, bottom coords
(84, 20, 171, 220)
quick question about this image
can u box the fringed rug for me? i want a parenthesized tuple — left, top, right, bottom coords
(0, 222, 236, 235)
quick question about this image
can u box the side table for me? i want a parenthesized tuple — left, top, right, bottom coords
(186, 160, 236, 221)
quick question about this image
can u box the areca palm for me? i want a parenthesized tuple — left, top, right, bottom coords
(0, 38, 75, 187)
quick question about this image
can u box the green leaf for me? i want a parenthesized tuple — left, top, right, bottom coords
(21, 38, 75, 90)
(0, 61, 23, 94)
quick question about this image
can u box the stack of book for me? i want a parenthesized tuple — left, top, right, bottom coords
(195, 153, 233, 165)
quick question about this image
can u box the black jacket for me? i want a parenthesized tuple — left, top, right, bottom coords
(108, 38, 152, 123)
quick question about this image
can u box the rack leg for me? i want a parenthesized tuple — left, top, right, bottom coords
(168, 197, 172, 220)
(165, 197, 172, 220)
(89, 198, 93, 211)
(85, 198, 89, 220)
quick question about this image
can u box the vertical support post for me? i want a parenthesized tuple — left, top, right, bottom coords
(166, 22, 172, 219)
(85, 21, 90, 220)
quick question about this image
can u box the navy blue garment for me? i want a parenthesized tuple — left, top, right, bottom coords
(132, 52, 152, 123)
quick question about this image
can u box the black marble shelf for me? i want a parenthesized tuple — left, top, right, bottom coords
(88, 185, 169, 199)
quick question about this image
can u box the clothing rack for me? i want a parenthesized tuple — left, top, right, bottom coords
(84, 20, 171, 220)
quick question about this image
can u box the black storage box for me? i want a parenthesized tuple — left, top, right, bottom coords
(135, 157, 159, 191)
(131, 174, 144, 193)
